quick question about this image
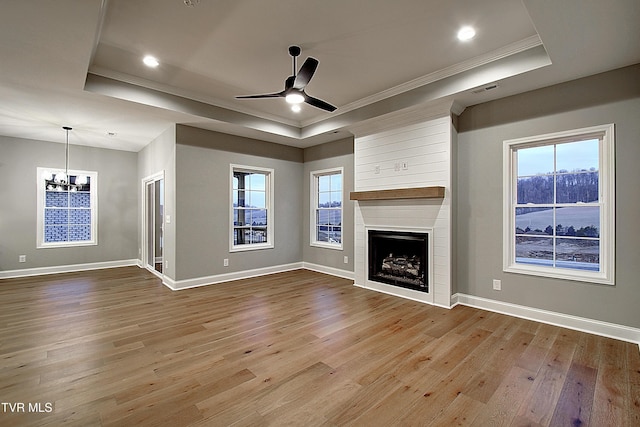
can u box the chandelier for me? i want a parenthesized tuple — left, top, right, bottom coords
(42, 127, 88, 192)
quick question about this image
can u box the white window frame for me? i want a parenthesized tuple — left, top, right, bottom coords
(503, 124, 615, 285)
(37, 167, 98, 248)
(230, 164, 274, 252)
(310, 167, 343, 250)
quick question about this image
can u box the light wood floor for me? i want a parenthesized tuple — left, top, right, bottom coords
(0, 267, 638, 426)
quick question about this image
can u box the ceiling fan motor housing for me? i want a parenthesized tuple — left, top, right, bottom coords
(288, 45, 301, 57)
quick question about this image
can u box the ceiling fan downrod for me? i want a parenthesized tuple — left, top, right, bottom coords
(289, 45, 301, 77)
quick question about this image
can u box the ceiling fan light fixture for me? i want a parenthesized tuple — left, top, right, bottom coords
(291, 104, 301, 112)
(285, 92, 305, 104)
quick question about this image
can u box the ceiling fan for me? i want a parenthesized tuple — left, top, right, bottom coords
(236, 46, 337, 112)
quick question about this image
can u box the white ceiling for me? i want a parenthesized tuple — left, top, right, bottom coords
(0, 0, 638, 152)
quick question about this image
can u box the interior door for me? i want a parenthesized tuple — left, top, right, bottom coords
(145, 177, 164, 274)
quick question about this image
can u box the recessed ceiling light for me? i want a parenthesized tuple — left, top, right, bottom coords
(143, 55, 159, 67)
(457, 26, 476, 41)
(291, 104, 301, 113)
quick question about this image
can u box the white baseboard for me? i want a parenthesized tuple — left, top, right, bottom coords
(0, 259, 140, 279)
(164, 262, 305, 290)
(302, 262, 354, 280)
(452, 293, 640, 346)
(0, 258, 352, 289)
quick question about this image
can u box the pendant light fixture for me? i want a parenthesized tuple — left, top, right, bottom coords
(43, 126, 87, 192)
(59, 126, 72, 186)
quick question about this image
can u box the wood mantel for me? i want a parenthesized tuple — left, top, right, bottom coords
(349, 186, 445, 201)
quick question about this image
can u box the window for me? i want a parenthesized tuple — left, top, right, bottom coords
(503, 124, 614, 285)
(230, 165, 273, 251)
(37, 167, 98, 248)
(311, 168, 343, 249)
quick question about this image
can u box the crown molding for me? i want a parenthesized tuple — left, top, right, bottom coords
(301, 35, 543, 128)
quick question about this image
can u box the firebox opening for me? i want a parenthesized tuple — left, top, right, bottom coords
(368, 229, 429, 293)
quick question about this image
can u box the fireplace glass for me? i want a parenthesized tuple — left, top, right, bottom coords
(368, 230, 428, 292)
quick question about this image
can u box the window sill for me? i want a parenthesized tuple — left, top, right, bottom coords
(38, 241, 97, 249)
(504, 263, 614, 286)
(230, 243, 274, 253)
(310, 242, 343, 251)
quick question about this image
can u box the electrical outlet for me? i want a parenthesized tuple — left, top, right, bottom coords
(343, 256, 348, 264)
(19, 255, 26, 263)
(223, 258, 229, 267)
(165, 260, 169, 269)
(394, 162, 400, 171)
(401, 161, 408, 170)
(374, 165, 380, 174)
(493, 279, 501, 290)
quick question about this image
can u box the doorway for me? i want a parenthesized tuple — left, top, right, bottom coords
(143, 173, 164, 277)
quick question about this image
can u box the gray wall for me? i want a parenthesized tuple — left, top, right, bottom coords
(450, 119, 458, 296)
(0, 135, 138, 271)
(456, 64, 640, 328)
(302, 137, 355, 273)
(174, 125, 304, 281)
(138, 125, 176, 280)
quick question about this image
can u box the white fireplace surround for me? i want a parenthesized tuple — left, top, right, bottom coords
(352, 110, 454, 307)
(354, 196, 450, 306)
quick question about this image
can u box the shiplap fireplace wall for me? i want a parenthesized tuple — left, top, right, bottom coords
(352, 106, 456, 308)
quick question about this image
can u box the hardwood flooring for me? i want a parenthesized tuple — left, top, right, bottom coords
(0, 267, 638, 426)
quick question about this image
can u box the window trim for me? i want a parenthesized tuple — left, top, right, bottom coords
(37, 167, 98, 248)
(502, 124, 615, 285)
(229, 164, 274, 252)
(310, 167, 344, 250)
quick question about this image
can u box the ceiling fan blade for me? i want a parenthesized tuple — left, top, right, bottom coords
(304, 94, 337, 112)
(235, 93, 283, 99)
(293, 57, 319, 89)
